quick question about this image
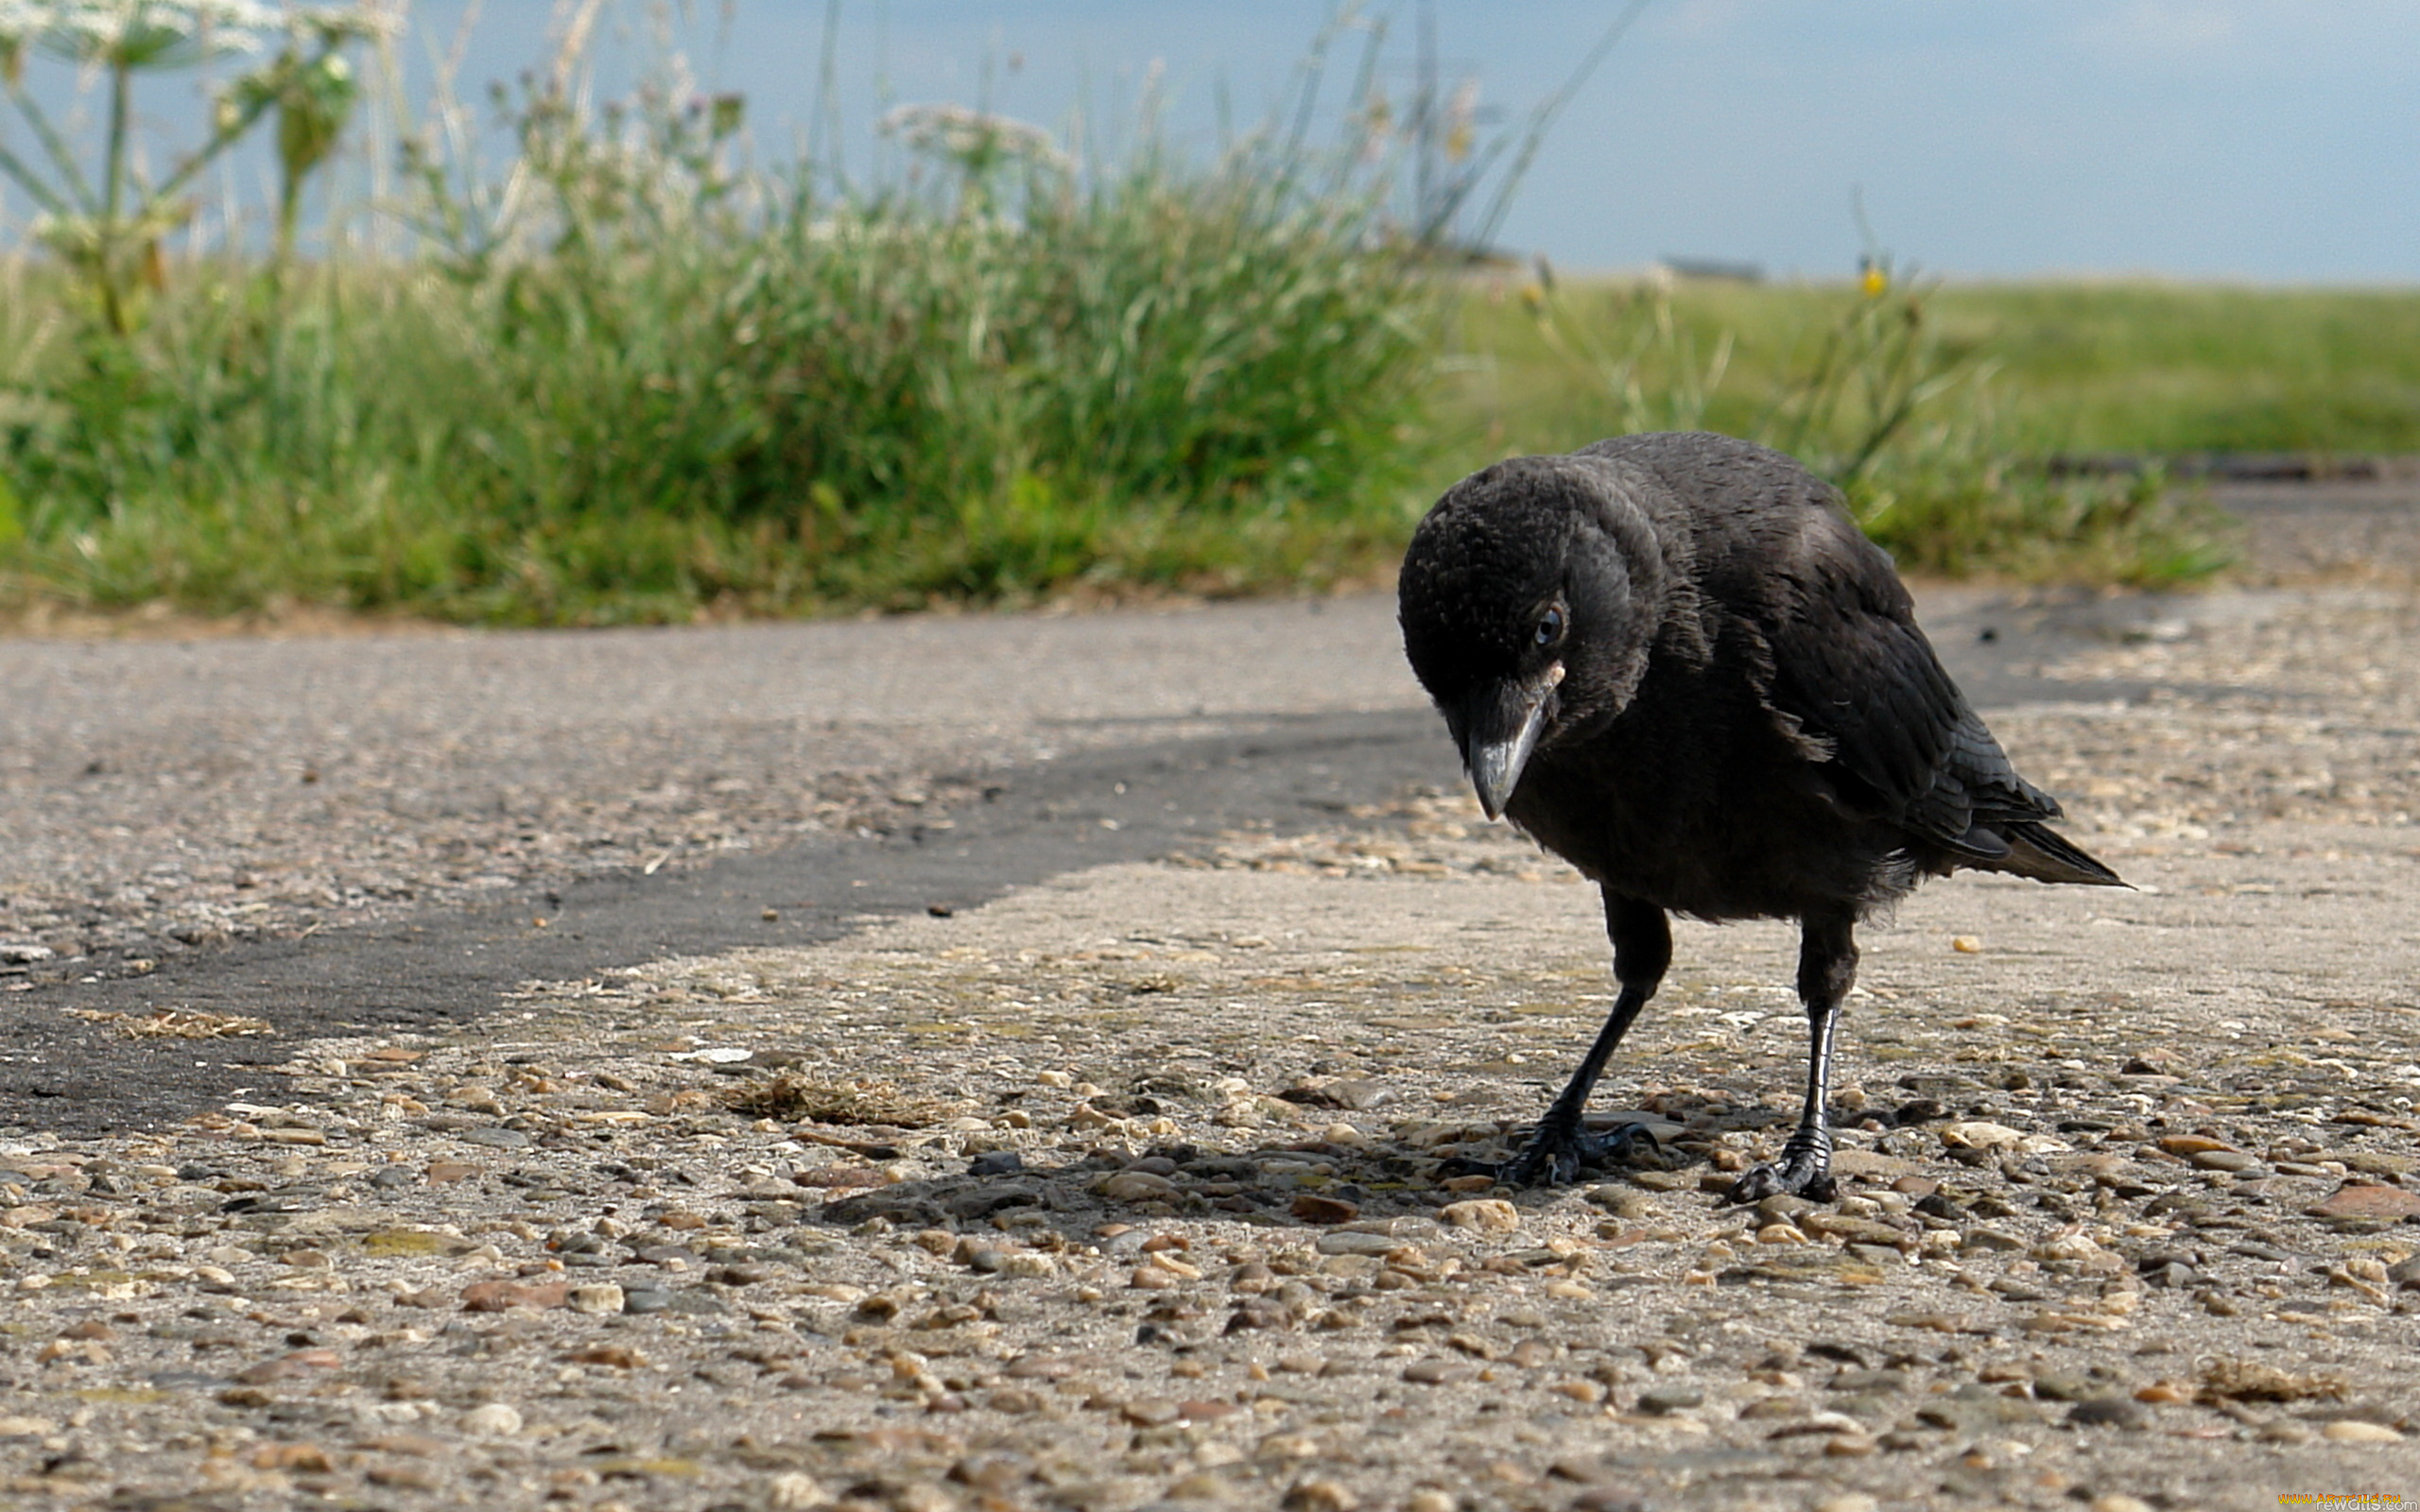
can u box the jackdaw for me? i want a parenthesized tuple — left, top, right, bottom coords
(1397, 432, 2122, 1201)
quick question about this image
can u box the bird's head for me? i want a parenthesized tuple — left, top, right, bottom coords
(1397, 455, 1668, 820)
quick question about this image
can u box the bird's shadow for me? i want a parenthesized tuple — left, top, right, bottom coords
(790, 1091, 1777, 1252)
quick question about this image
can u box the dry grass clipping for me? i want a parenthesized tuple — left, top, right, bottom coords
(723, 1075, 960, 1129)
(2198, 1357, 2351, 1403)
(66, 1007, 275, 1039)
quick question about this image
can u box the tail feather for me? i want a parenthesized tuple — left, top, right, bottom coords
(1996, 821, 2127, 887)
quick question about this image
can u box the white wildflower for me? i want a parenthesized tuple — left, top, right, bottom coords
(283, 3, 397, 42)
(877, 103, 1067, 172)
(2, 1, 284, 65)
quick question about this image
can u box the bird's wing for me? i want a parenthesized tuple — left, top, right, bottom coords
(1749, 513, 2058, 855)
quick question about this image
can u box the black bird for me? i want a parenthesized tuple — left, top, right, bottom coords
(1397, 432, 2123, 1202)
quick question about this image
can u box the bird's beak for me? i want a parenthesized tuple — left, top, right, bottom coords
(1462, 664, 1562, 821)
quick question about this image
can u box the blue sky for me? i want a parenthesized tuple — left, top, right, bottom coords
(404, 0, 2420, 281)
(11, 1, 2420, 281)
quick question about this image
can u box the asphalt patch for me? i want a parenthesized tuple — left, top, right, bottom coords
(1, 710, 1459, 1134)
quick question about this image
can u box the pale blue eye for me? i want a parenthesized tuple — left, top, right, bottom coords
(1535, 608, 1564, 646)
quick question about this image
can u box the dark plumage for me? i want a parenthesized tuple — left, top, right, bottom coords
(1397, 432, 2122, 1200)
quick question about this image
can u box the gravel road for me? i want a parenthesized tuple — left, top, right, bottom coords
(0, 482, 2414, 1512)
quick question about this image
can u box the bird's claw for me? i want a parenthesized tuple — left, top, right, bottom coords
(1724, 1130, 1835, 1204)
(1444, 1120, 1661, 1190)
(1498, 1137, 1582, 1189)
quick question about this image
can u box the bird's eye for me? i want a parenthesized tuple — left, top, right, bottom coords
(1534, 607, 1564, 646)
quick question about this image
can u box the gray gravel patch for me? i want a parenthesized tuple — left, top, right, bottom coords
(1, 503, 2416, 1509)
(0, 818, 2414, 1510)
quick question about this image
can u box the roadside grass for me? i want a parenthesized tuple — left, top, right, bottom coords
(1, 158, 1439, 624)
(17, 236, 2412, 620)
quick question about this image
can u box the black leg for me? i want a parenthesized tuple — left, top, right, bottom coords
(1497, 894, 1670, 1187)
(1728, 910, 1857, 1204)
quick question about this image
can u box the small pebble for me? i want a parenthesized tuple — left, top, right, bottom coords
(2322, 1420, 2405, 1444)
(2066, 1398, 2149, 1430)
(1166, 1472, 1237, 1501)
(1098, 1170, 1180, 1202)
(462, 1402, 523, 1436)
(1403, 1360, 1478, 1385)
(1438, 1199, 1519, 1235)
(2031, 1372, 2091, 1402)
(766, 1472, 831, 1510)
(1290, 1194, 1359, 1225)
(1282, 1478, 1357, 1511)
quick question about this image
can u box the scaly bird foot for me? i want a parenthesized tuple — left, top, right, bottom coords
(1724, 1129, 1835, 1204)
(1442, 1119, 1661, 1189)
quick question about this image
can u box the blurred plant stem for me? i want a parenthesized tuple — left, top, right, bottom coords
(1519, 258, 1735, 435)
(0, 2, 384, 330)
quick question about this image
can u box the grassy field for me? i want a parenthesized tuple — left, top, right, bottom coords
(1445, 276, 2420, 460)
